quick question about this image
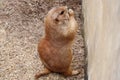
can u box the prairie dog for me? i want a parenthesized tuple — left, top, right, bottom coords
(35, 6, 79, 79)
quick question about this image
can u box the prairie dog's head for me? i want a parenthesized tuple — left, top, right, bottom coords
(44, 6, 74, 27)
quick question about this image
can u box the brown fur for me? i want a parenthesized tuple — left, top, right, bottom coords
(35, 6, 79, 79)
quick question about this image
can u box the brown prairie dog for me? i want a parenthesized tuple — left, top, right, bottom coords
(35, 6, 79, 79)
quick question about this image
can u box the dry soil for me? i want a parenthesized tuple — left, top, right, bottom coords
(0, 0, 85, 80)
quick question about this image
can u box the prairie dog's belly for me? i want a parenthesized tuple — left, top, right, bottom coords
(39, 42, 72, 72)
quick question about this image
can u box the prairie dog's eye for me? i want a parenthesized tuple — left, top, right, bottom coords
(60, 11, 64, 15)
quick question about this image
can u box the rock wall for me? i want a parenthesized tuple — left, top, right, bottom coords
(83, 0, 120, 80)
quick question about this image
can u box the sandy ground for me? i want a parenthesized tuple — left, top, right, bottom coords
(0, 0, 85, 80)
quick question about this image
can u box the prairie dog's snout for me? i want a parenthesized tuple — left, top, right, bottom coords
(64, 6, 74, 16)
(64, 7, 74, 17)
(64, 7, 74, 20)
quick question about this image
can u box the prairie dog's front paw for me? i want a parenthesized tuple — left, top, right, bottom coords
(68, 9, 74, 16)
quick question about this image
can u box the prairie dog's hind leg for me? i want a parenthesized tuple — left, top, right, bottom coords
(35, 68, 51, 79)
(62, 67, 80, 76)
